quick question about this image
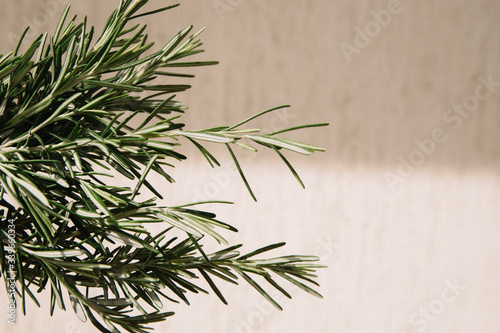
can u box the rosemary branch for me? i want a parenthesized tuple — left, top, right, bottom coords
(0, 1, 327, 332)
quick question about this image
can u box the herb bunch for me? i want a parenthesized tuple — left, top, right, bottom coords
(0, 1, 327, 332)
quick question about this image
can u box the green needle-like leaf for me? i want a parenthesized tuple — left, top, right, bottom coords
(225, 143, 257, 201)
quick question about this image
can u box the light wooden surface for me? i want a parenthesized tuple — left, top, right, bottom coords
(1, 0, 499, 332)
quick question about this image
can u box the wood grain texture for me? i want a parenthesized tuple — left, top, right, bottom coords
(0, 0, 499, 332)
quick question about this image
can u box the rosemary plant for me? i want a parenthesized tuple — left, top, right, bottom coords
(0, 1, 327, 332)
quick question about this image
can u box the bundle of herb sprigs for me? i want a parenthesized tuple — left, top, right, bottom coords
(0, 1, 328, 332)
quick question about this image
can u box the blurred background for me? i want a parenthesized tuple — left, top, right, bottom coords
(1, 0, 499, 332)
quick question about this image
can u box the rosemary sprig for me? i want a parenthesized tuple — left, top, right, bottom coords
(0, 1, 327, 332)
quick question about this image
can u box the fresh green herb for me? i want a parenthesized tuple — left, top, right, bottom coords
(0, 1, 327, 332)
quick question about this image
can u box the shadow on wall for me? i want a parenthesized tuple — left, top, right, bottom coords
(1, 0, 499, 176)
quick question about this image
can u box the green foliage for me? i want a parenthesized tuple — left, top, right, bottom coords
(0, 1, 327, 332)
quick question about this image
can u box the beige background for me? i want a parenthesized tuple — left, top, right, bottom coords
(1, 0, 500, 332)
